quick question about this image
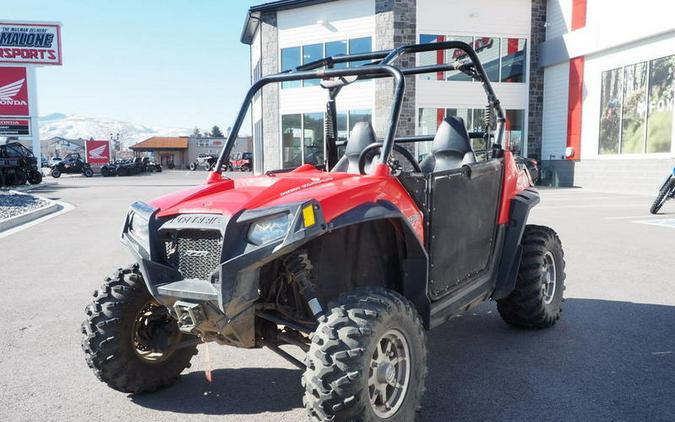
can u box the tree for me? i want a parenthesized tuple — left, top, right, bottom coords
(211, 125, 224, 137)
(192, 127, 202, 137)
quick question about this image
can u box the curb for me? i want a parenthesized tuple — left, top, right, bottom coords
(0, 191, 62, 233)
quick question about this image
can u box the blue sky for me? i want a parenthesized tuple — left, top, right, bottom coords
(5, 0, 260, 130)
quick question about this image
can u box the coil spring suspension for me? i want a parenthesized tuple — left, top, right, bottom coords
(283, 251, 324, 317)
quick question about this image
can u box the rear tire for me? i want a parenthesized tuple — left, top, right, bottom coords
(81, 265, 198, 394)
(650, 176, 672, 214)
(189, 162, 197, 171)
(303, 288, 427, 422)
(83, 168, 94, 177)
(497, 225, 566, 329)
(27, 170, 42, 185)
(51, 169, 61, 178)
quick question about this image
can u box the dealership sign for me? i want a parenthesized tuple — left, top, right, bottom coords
(85, 139, 111, 165)
(0, 118, 30, 136)
(0, 22, 62, 65)
(0, 67, 29, 116)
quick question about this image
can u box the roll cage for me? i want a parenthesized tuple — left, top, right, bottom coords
(212, 41, 508, 176)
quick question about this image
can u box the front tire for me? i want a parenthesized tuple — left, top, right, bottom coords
(83, 168, 94, 177)
(27, 170, 42, 185)
(51, 168, 61, 178)
(81, 265, 198, 394)
(650, 175, 672, 214)
(303, 288, 427, 421)
(189, 162, 197, 171)
(497, 225, 566, 328)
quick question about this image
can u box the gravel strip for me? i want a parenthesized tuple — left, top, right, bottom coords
(0, 192, 49, 222)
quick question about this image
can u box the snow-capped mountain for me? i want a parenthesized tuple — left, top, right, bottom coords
(39, 113, 191, 148)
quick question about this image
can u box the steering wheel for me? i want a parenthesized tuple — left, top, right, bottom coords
(358, 143, 422, 175)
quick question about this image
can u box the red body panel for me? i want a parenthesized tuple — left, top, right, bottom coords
(150, 154, 528, 245)
(498, 150, 532, 224)
(150, 165, 425, 241)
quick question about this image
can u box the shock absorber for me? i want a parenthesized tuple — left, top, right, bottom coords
(284, 251, 324, 318)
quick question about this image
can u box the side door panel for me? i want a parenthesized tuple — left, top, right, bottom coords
(427, 160, 503, 300)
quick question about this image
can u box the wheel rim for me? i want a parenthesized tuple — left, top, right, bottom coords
(131, 300, 182, 364)
(368, 328, 411, 418)
(542, 251, 557, 304)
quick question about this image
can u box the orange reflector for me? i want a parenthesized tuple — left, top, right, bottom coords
(302, 205, 316, 227)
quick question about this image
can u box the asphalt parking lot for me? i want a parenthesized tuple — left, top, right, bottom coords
(1, 171, 673, 421)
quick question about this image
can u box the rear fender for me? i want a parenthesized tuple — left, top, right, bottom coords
(491, 187, 540, 300)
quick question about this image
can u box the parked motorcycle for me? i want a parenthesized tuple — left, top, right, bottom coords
(650, 167, 675, 214)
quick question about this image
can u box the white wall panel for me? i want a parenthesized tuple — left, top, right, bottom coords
(418, 0, 531, 37)
(277, 0, 375, 48)
(541, 62, 569, 159)
(545, 0, 572, 40)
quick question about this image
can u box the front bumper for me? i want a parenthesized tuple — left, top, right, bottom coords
(121, 200, 327, 346)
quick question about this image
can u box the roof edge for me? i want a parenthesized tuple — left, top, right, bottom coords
(240, 0, 339, 45)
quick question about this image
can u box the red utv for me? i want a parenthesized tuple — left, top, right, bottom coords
(82, 41, 565, 421)
(230, 151, 253, 172)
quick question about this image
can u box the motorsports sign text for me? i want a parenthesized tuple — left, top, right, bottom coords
(0, 22, 62, 65)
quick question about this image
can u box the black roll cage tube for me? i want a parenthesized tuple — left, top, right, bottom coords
(213, 41, 506, 175)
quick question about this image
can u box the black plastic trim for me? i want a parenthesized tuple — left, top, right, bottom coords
(491, 187, 540, 300)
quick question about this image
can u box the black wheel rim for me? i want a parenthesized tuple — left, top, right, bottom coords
(131, 300, 183, 364)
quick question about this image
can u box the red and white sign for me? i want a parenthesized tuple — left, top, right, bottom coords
(0, 67, 29, 116)
(0, 22, 62, 65)
(85, 140, 111, 165)
(0, 118, 30, 136)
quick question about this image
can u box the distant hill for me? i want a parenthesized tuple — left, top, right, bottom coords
(39, 113, 191, 148)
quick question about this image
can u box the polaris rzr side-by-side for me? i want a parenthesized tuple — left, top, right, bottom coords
(0, 142, 43, 186)
(82, 41, 566, 421)
(51, 152, 93, 178)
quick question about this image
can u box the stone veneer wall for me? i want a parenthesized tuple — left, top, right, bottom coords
(374, 0, 417, 139)
(528, 0, 547, 159)
(260, 12, 281, 171)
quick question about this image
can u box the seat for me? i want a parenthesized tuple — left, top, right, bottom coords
(331, 121, 377, 173)
(419, 116, 476, 173)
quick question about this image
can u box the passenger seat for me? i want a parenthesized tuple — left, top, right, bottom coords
(331, 121, 377, 173)
(419, 116, 476, 173)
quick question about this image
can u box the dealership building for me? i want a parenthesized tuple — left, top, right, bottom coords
(241, 0, 675, 190)
(130, 135, 252, 168)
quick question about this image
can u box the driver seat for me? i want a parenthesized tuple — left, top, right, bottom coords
(331, 121, 377, 173)
(420, 116, 476, 173)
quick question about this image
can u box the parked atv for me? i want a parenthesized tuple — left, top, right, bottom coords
(51, 152, 93, 178)
(0, 142, 43, 186)
(188, 153, 218, 171)
(650, 167, 675, 214)
(231, 151, 253, 171)
(82, 41, 566, 421)
(100, 161, 118, 177)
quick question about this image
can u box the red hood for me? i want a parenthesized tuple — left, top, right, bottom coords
(149, 166, 424, 237)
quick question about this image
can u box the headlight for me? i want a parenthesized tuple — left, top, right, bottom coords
(129, 211, 149, 243)
(248, 213, 290, 245)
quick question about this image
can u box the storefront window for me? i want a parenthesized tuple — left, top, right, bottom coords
(281, 47, 301, 89)
(474, 37, 500, 82)
(419, 34, 444, 81)
(348, 109, 372, 133)
(325, 40, 348, 69)
(621, 61, 648, 154)
(349, 37, 372, 67)
(303, 112, 324, 164)
(444, 35, 474, 82)
(505, 109, 525, 156)
(646, 55, 675, 153)
(302, 44, 323, 87)
(599, 67, 623, 154)
(282, 114, 302, 167)
(500, 38, 527, 83)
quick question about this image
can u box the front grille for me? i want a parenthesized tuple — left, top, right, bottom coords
(164, 230, 223, 280)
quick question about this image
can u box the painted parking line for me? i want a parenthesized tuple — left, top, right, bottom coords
(632, 218, 675, 229)
(607, 214, 675, 220)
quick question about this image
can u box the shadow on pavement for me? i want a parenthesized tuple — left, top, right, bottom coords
(131, 367, 303, 415)
(132, 299, 675, 420)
